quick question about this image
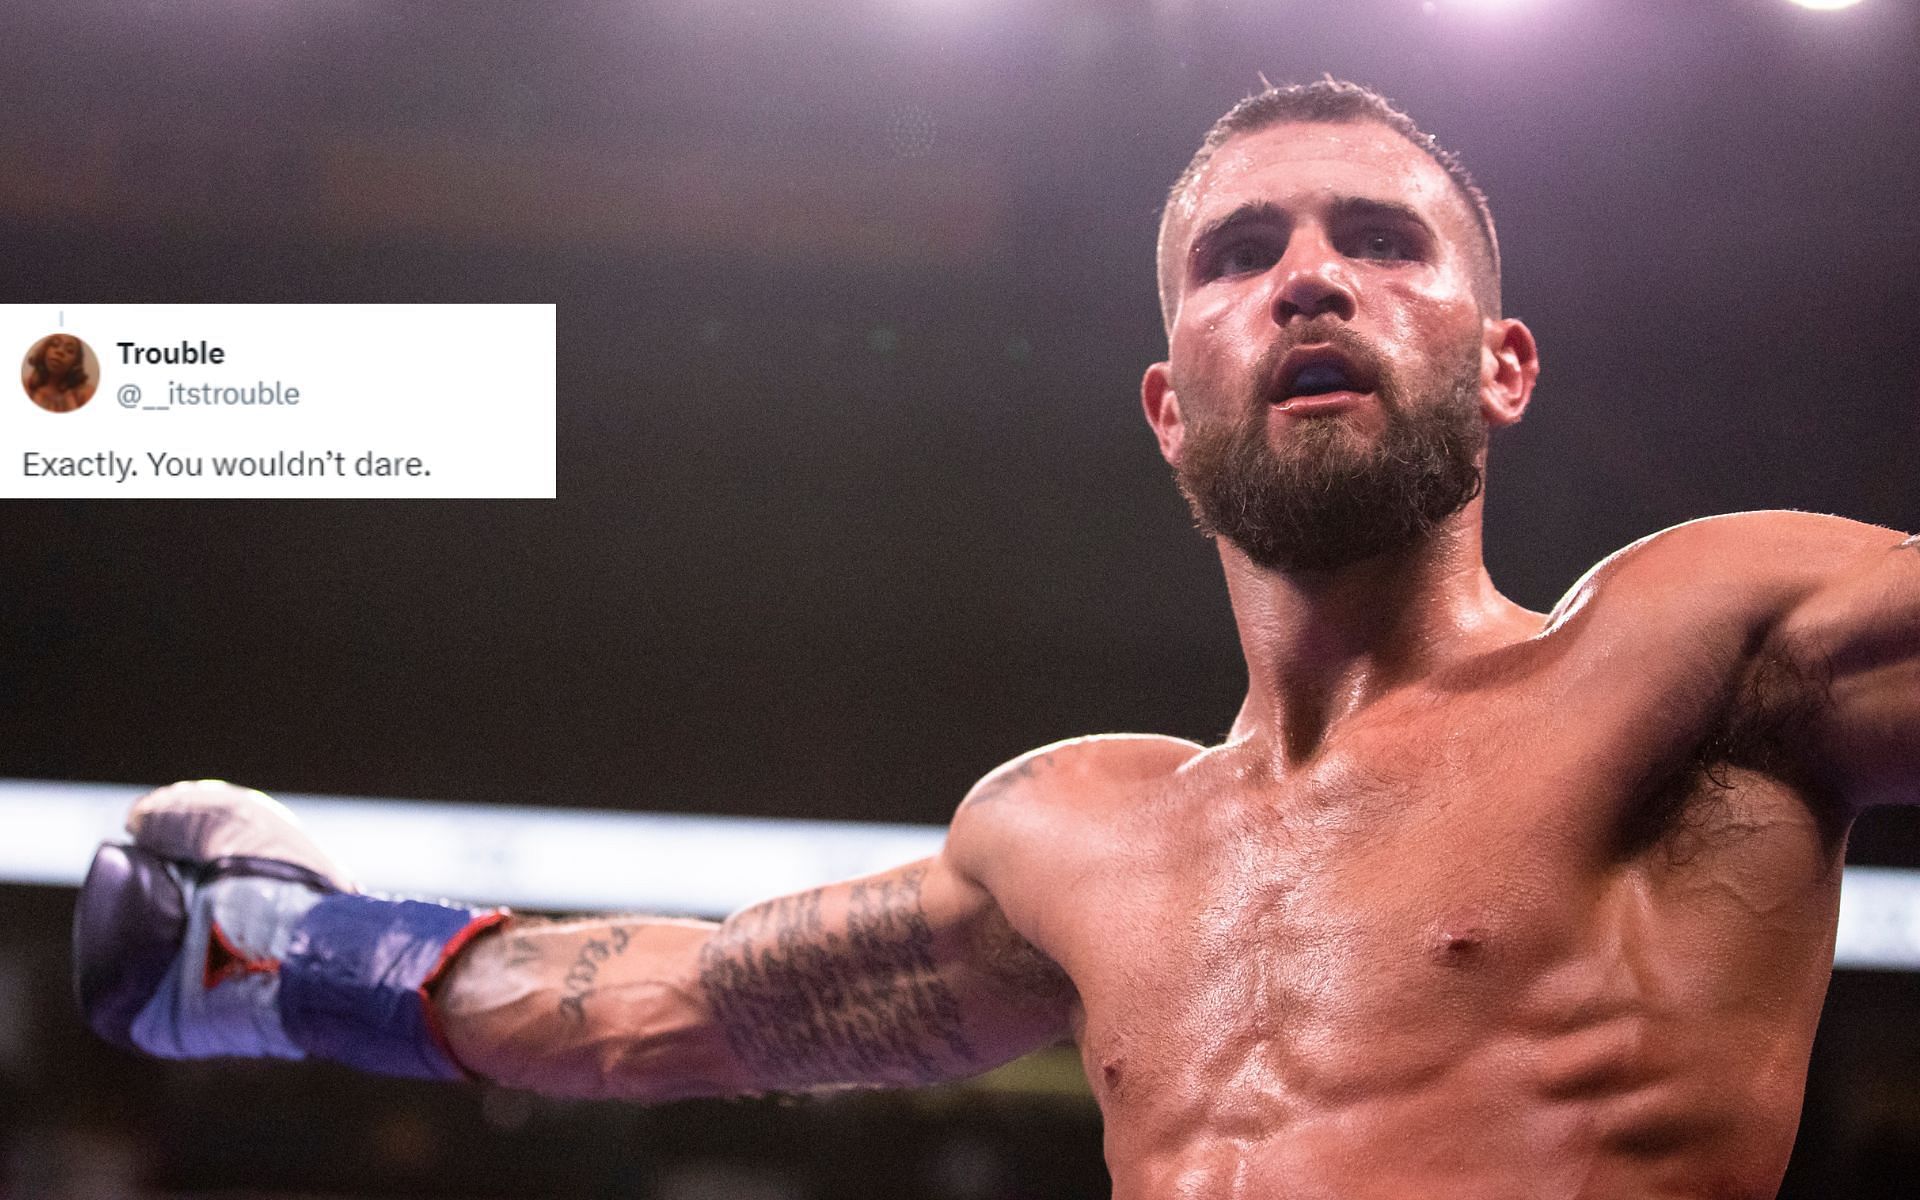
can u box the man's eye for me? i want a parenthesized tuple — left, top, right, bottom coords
(1211, 241, 1278, 277)
(1353, 230, 1412, 260)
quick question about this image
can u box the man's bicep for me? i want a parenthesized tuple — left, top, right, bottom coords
(695, 855, 1069, 1093)
(1773, 525, 1920, 807)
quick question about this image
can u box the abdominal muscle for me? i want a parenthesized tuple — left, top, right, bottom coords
(1101, 1013, 1809, 1200)
(1074, 848, 1838, 1200)
(1010, 683, 1848, 1200)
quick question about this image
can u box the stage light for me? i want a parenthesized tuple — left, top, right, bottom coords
(1788, 0, 1864, 9)
(1420, 0, 1541, 14)
(0, 778, 941, 916)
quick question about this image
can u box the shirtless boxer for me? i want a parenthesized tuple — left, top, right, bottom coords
(77, 80, 1918, 1199)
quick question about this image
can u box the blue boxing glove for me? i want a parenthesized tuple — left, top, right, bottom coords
(75, 781, 505, 1080)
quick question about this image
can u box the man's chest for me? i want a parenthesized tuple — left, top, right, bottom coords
(1037, 692, 1846, 1113)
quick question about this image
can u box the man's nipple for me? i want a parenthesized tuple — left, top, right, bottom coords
(1430, 926, 1490, 966)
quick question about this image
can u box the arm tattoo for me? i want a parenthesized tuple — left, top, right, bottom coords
(969, 903, 1073, 1003)
(695, 865, 978, 1088)
(556, 925, 632, 1027)
(503, 936, 541, 970)
(961, 753, 1051, 809)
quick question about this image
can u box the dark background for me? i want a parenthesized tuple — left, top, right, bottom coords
(2, 0, 1918, 1196)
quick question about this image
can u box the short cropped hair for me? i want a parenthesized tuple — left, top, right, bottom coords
(1156, 79, 1502, 329)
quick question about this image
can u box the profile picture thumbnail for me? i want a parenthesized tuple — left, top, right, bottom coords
(21, 333, 101, 413)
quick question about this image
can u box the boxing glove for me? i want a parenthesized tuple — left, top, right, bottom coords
(74, 780, 506, 1080)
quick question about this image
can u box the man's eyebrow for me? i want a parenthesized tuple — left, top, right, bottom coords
(1186, 195, 1438, 265)
(1327, 195, 1436, 236)
(1185, 202, 1288, 264)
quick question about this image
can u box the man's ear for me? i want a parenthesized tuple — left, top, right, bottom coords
(1142, 362, 1185, 463)
(1480, 318, 1539, 428)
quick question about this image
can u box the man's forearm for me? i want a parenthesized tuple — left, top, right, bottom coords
(78, 787, 1059, 1097)
(433, 916, 746, 1102)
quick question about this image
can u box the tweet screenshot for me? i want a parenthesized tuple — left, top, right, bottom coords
(2, 304, 554, 498)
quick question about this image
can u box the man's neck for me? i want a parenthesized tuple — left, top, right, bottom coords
(1221, 505, 1539, 768)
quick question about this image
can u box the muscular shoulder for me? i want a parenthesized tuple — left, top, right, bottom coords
(1552, 510, 1903, 636)
(1549, 513, 1910, 774)
(960, 733, 1203, 811)
(944, 733, 1202, 887)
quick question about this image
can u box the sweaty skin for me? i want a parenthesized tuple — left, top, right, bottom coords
(434, 122, 1920, 1199)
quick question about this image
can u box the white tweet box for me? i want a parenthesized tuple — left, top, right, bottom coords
(1, 304, 555, 498)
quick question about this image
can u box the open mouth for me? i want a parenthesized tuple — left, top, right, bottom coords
(1272, 346, 1379, 406)
(1288, 363, 1358, 397)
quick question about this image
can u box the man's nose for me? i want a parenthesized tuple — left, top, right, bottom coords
(1270, 235, 1357, 325)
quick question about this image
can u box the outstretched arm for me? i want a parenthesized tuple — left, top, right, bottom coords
(79, 770, 1079, 1095)
(1766, 521, 1920, 807)
(434, 852, 1074, 1101)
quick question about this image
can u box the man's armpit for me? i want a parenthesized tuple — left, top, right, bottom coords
(695, 867, 979, 1090)
(1706, 627, 1839, 792)
(967, 900, 1074, 1006)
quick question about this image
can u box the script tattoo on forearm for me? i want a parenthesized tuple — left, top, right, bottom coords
(695, 866, 977, 1088)
(556, 925, 632, 1028)
(503, 936, 541, 970)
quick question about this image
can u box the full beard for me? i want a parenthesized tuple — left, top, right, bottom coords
(1173, 343, 1486, 575)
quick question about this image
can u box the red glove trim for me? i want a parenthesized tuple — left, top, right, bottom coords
(417, 909, 510, 1081)
(203, 919, 279, 990)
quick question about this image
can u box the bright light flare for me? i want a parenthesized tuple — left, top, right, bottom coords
(1421, 0, 1543, 13)
(1788, 0, 1864, 9)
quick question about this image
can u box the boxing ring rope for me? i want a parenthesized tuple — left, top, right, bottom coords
(9, 778, 1920, 970)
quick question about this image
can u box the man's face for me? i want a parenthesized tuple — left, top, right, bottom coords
(1144, 120, 1527, 574)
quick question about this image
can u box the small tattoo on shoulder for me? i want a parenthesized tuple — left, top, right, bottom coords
(962, 753, 1053, 809)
